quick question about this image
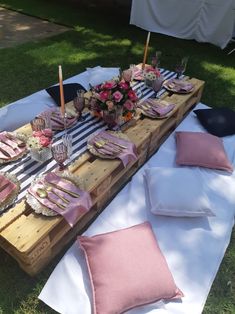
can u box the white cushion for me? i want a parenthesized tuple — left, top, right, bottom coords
(144, 167, 215, 217)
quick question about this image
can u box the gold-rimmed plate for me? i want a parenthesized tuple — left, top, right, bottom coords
(26, 171, 83, 217)
(0, 132, 27, 165)
(163, 78, 194, 94)
(0, 171, 20, 213)
(87, 131, 130, 160)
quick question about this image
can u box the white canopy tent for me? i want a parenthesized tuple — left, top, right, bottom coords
(130, 0, 235, 49)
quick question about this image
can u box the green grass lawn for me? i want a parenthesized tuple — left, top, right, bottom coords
(0, 0, 234, 313)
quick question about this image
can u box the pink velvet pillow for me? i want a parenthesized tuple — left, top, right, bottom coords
(78, 222, 183, 314)
(176, 131, 233, 172)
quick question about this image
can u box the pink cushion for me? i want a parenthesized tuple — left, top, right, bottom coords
(78, 222, 183, 314)
(176, 131, 233, 172)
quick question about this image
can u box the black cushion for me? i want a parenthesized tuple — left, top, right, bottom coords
(46, 83, 86, 106)
(194, 108, 235, 137)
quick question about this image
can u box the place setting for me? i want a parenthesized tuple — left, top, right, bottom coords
(0, 171, 20, 213)
(138, 99, 175, 119)
(0, 131, 27, 164)
(26, 171, 92, 227)
(87, 130, 138, 167)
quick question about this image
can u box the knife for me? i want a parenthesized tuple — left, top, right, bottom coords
(0, 146, 11, 158)
(45, 181, 80, 198)
(0, 182, 10, 193)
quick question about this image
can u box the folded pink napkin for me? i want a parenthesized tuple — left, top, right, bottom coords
(39, 108, 77, 131)
(168, 79, 194, 92)
(28, 172, 92, 227)
(0, 132, 25, 159)
(89, 131, 138, 167)
(0, 175, 16, 203)
(145, 99, 175, 117)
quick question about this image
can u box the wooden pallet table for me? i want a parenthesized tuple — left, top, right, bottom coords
(0, 77, 205, 276)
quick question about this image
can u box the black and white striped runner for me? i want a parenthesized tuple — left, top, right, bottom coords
(0, 68, 177, 203)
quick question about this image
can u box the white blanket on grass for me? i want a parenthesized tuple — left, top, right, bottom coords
(39, 102, 235, 314)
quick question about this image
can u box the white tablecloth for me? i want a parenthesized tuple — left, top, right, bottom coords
(39, 102, 235, 314)
(130, 0, 235, 49)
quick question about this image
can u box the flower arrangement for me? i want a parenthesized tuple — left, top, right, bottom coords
(90, 77, 138, 122)
(27, 129, 53, 150)
(144, 66, 161, 81)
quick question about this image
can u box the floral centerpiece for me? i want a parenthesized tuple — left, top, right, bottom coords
(89, 76, 138, 128)
(27, 129, 53, 162)
(143, 66, 164, 92)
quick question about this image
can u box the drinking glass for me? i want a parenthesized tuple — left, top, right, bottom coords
(175, 57, 189, 79)
(73, 90, 86, 120)
(52, 142, 68, 171)
(151, 51, 162, 69)
(30, 117, 46, 132)
(62, 134, 73, 158)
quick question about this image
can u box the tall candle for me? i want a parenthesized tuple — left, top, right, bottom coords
(142, 32, 151, 71)
(58, 65, 65, 117)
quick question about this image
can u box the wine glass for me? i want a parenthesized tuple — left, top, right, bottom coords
(175, 57, 189, 79)
(73, 90, 86, 121)
(52, 142, 68, 171)
(30, 117, 45, 132)
(62, 134, 73, 159)
(151, 51, 162, 69)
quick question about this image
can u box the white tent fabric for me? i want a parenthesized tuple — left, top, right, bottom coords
(130, 0, 235, 49)
(39, 102, 235, 314)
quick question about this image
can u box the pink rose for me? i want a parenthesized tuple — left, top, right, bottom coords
(99, 90, 110, 101)
(127, 90, 138, 101)
(33, 131, 43, 138)
(119, 82, 129, 90)
(113, 91, 123, 103)
(39, 135, 51, 147)
(102, 81, 117, 89)
(124, 100, 134, 110)
(106, 101, 114, 111)
(42, 128, 53, 138)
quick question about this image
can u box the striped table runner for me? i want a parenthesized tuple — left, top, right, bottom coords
(0, 68, 177, 204)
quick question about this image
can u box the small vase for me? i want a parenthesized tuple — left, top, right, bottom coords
(30, 147, 52, 163)
(145, 75, 164, 92)
(102, 107, 123, 130)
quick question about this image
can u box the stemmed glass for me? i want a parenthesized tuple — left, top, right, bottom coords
(30, 117, 46, 132)
(175, 57, 189, 79)
(73, 90, 86, 121)
(62, 134, 73, 159)
(52, 142, 68, 171)
(151, 51, 162, 69)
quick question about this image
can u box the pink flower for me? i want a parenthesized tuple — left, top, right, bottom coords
(102, 81, 117, 89)
(124, 100, 134, 110)
(113, 91, 123, 103)
(127, 90, 138, 101)
(33, 131, 43, 138)
(145, 66, 161, 77)
(106, 101, 114, 111)
(119, 82, 129, 90)
(39, 135, 51, 147)
(42, 128, 53, 138)
(99, 90, 110, 101)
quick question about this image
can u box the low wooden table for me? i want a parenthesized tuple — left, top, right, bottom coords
(0, 76, 205, 276)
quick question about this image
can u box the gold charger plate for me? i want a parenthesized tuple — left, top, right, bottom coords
(163, 78, 194, 94)
(138, 100, 174, 119)
(0, 171, 20, 213)
(87, 131, 130, 160)
(26, 171, 83, 217)
(0, 132, 27, 165)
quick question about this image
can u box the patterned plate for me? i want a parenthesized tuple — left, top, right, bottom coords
(26, 171, 83, 217)
(0, 132, 28, 165)
(0, 171, 20, 213)
(138, 100, 175, 119)
(87, 131, 130, 160)
(163, 78, 194, 94)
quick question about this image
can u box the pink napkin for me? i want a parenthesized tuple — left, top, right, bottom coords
(89, 131, 138, 167)
(0, 132, 25, 159)
(0, 175, 16, 203)
(39, 108, 77, 131)
(145, 99, 175, 117)
(168, 79, 194, 92)
(28, 172, 92, 227)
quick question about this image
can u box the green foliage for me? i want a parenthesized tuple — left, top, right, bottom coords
(0, 1, 234, 313)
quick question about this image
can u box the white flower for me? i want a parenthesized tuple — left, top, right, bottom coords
(27, 137, 41, 149)
(144, 72, 157, 81)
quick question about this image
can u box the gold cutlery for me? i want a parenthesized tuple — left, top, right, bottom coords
(45, 181, 80, 198)
(94, 140, 121, 153)
(99, 137, 127, 149)
(41, 183, 70, 204)
(36, 188, 66, 210)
